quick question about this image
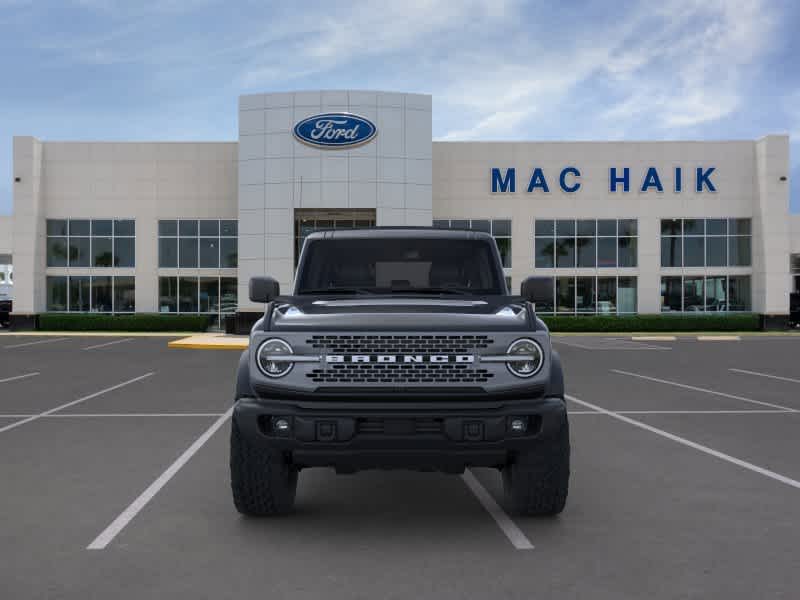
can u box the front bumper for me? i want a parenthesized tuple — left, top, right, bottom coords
(233, 396, 566, 472)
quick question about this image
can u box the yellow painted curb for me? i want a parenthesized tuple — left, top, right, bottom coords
(168, 335, 249, 350)
(697, 335, 741, 341)
(631, 336, 677, 341)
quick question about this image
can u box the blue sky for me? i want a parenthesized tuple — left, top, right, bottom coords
(1, 0, 798, 215)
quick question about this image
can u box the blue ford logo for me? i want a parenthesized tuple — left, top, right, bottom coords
(293, 113, 377, 149)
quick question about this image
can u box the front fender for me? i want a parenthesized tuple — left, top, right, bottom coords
(235, 349, 254, 400)
(544, 348, 565, 399)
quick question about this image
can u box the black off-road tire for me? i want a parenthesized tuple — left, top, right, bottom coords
(230, 417, 298, 516)
(502, 414, 570, 516)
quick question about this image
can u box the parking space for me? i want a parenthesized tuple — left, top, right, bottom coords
(1, 334, 800, 598)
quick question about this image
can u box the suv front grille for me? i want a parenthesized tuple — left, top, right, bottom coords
(305, 334, 495, 384)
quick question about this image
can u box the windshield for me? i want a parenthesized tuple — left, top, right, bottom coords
(295, 237, 506, 295)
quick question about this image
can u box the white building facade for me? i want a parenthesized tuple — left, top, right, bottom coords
(3, 89, 798, 329)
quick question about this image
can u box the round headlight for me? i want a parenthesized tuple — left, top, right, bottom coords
(506, 338, 544, 377)
(256, 338, 293, 378)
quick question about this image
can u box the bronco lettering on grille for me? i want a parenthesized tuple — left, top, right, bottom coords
(325, 355, 475, 364)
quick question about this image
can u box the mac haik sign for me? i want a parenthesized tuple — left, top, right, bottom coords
(490, 167, 717, 194)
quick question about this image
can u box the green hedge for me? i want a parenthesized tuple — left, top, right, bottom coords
(540, 314, 760, 332)
(38, 313, 212, 332)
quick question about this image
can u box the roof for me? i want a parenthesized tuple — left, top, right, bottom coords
(303, 227, 494, 241)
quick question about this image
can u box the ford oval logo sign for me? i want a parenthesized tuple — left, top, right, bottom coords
(293, 113, 377, 149)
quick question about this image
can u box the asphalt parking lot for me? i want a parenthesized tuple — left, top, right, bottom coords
(1, 333, 800, 599)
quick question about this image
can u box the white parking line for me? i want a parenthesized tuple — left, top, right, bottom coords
(0, 372, 40, 384)
(569, 409, 796, 415)
(566, 393, 800, 490)
(3, 337, 69, 349)
(83, 338, 134, 351)
(48, 412, 224, 418)
(729, 368, 800, 385)
(0, 373, 155, 434)
(553, 339, 670, 351)
(461, 469, 534, 550)
(87, 407, 233, 550)
(610, 369, 797, 412)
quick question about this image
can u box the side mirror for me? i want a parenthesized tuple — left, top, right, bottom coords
(519, 276, 542, 302)
(249, 276, 280, 303)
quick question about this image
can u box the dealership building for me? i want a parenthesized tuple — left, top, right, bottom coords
(1, 89, 798, 329)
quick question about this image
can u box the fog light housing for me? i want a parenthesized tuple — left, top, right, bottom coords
(272, 417, 291, 433)
(509, 417, 528, 433)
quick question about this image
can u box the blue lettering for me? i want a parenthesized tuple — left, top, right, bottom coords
(527, 168, 550, 193)
(696, 167, 716, 192)
(609, 167, 630, 192)
(640, 167, 664, 192)
(491, 168, 515, 193)
(559, 167, 581, 193)
(674, 167, 682, 193)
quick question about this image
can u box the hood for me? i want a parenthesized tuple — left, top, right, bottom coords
(267, 296, 533, 332)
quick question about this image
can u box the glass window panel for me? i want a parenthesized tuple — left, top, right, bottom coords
(660, 277, 682, 312)
(495, 237, 511, 269)
(47, 219, 68, 236)
(555, 219, 575, 236)
(114, 219, 135, 236)
(535, 238, 555, 268)
(683, 237, 705, 267)
(534, 219, 554, 237)
(92, 276, 113, 312)
(114, 277, 135, 312)
(576, 219, 596, 236)
(705, 276, 727, 311)
(597, 277, 617, 314)
(729, 237, 751, 266)
(91, 219, 112, 236)
(179, 219, 198, 237)
(556, 237, 575, 268)
(114, 238, 135, 268)
(68, 237, 90, 267)
(220, 238, 238, 268)
(334, 219, 354, 228)
(576, 237, 596, 268)
(46, 276, 68, 311)
(556, 277, 575, 314)
(618, 277, 637, 313)
(69, 219, 90, 236)
(158, 277, 177, 313)
(683, 276, 705, 312)
(470, 220, 491, 233)
(432, 220, 449, 229)
(220, 277, 238, 313)
(199, 220, 219, 236)
(220, 220, 238, 236)
(178, 277, 198, 312)
(617, 238, 637, 267)
(706, 219, 727, 235)
(576, 277, 596, 314)
(47, 238, 68, 267)
(661, 237, 682, 267)
(69, 276, 90, 312)
(450, 220, 469, 230)
(159, 220, 177, 236)
(660, 219, 682, 236)
(159, 238, 178, 268)
(491, 219, 511, 236)
(93, 237, 113, 267)
(528, 277, 554, 313)
(354, 220, 372, 228)
(199, 277, 220, 313)
(179, 238, 199, 268)
(791, 254, 800, 273)
(597, 237, 616, 267)
(729, 218, 751, 235)
(683, 219, 704, 235)
(597, 219, 616, 236)
(199, 238, 220, 268)
(728, 275, 751, 311)
(706, 237, 727, 267)
(618, 219, 638, 237)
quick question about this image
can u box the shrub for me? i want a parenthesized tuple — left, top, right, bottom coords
(38, 313, 212, 332)
(540, 314, 760, 332)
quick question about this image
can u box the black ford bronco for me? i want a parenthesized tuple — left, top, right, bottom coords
(231, 228, 569, 516)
